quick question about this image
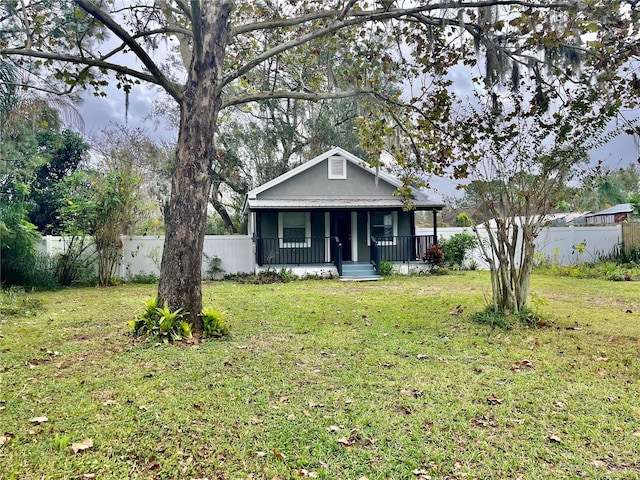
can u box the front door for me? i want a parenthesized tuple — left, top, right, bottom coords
(331, 211, 351, 261)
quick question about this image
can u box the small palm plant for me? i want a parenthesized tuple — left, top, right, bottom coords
(200, 306, 230, 338)
(129, 298, 192, 343)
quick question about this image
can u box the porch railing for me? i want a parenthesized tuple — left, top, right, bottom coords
(255, 234, 437, 267)
(256, 236, 330, 266)
(370, 237, 381, 275)
(332, 236, 343, 276)
(371, 235, 437, 263)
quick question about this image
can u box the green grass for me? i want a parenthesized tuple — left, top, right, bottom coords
(1, 272, 639, 479)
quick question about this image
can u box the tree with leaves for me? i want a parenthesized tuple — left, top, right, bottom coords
(1, 0, 634, 329)
(463, 83, 618, 315)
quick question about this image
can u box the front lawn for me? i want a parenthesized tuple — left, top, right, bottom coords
(1, 273, 639, 479)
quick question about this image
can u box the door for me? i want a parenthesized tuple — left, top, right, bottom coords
(331, 211, 351, 261)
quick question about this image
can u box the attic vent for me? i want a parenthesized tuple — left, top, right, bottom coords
(328, 155, 347, 179)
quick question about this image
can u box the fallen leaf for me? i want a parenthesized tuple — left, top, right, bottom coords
(256, 451, 267, 457)
(548, 434, 562, 443)
(594, 356, 609, 362)
(416, 354, 428, 360)
(359, 476, 370, 480)
(471, 418, 490, 428)
(487, 394, 503, 405)
(327, 425, 342, 433)
(450, 305, 464, 315)
(395, 405, 412, 415)
(592, 459, 607, 468)
(83, 474, 96, 479)
(103, 400, 118, 406)
(1, 433, 15, 446)
(511, 359, 534, 371)
(29, 416, 48, 424)
(297, 469, 319, 478)
(337, 437, 352, 447)
(71, 438, 93, 454)
(272, 448, 286, 460)
(633, 430, 640, 437)
(280, 395, 290, 403)
(308, 401, 324, 408)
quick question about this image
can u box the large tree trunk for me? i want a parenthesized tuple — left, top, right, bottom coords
(158, 2, 232, 333)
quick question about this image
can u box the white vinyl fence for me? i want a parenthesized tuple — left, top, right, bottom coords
(37, 225, 621, 278)
(417, 225, 622, 269)
(38, 235, 255, 279)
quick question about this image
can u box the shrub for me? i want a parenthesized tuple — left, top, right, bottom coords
(205, 255, 224, 280)
(379, 259, 394, 276)
(127, 271, 159, 284)
(53, 236, 95, 286)
(129, 298, 192, 343)
(440, 233, 477, 268)
(200, 307, 230, 338)
(422, 243, 444, 269)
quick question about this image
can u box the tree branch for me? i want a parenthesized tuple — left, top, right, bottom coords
(233, 0, 576, 37)
(0, 48, 162, 86)
(221, 88, 373, 109)
(223, 0, 576, 91)
(74, 0, 183, 102)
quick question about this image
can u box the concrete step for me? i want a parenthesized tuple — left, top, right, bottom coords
(340, 263, 380, 281)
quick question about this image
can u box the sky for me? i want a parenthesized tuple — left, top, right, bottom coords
(72, 23, 640, 202)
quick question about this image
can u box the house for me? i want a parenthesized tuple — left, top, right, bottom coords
(585, 203, 634, 225)
(244, 147, 444, 279)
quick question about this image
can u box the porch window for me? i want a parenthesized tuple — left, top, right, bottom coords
(279, 212, 311, 248)
(368, 211, 397, 245)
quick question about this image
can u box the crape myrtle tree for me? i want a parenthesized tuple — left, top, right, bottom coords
(1, 0, 631, 330)
(456, 3, 638, 315)
(466, 86, 618, 315)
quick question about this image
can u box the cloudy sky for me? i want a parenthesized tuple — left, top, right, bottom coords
(76, 62, 639, 199)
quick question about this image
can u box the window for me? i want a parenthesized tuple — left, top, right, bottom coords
(279, 212, 311, 248)
(328, 155, 347, 179)
(368, 211, 397, 245)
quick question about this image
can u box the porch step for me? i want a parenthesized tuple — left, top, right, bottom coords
(340, 263, 380, 281)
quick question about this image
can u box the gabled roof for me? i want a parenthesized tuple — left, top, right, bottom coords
(585, 203, 633, 217)
(247, 147, 405, 199)
(245, 147, 444, 211)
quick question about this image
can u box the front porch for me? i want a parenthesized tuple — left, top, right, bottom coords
(255, 234, 437, 278)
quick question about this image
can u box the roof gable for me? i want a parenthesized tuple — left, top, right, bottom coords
(247, 147, 403, 199)
(244, 147, 444, 211)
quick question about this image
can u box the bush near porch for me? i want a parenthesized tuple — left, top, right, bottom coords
(1, 273, 639, 479)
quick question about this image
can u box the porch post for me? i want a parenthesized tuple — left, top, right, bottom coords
(433, 209, 438, 245)
(255, 211, 262, 266)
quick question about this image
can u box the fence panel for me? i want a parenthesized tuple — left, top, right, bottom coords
(622, 222, 640, 254)
(416, 225, 621, 268)
(38, 235, 255, 279)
